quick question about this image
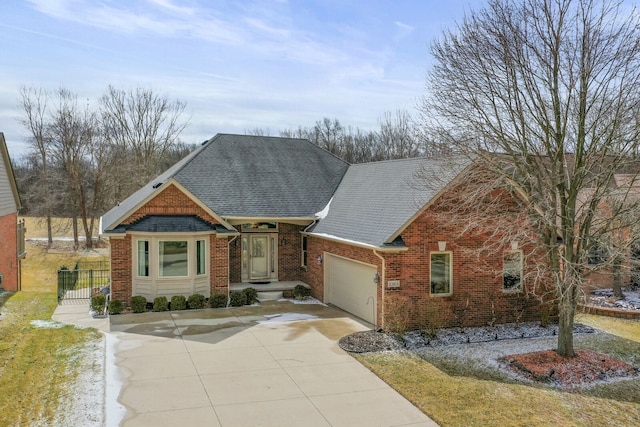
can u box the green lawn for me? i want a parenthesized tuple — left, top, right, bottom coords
(0, 243, 104, 426)
(355, 315, 640, 427)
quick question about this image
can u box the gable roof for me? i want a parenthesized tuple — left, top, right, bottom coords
(0, 132, 22, 216)
(101, 134, 349, 232)
(309, 156, 472, 248)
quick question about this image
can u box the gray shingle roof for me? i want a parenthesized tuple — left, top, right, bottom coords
(111, 215, 220, 233)
(101, 134, 349, 232)
(309, 156, 472, 247)
(174, 134, 349, 217)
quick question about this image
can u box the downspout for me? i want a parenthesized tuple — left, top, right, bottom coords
(373, 250, 385, 330)
(227, 235, 239, 295)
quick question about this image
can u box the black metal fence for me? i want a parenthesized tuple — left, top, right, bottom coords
(57, 260, 110, 302)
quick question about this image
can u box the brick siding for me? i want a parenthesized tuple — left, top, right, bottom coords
(0, 212, 19, 291)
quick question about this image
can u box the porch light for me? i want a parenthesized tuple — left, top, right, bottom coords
(373, 272, 380, 284)
(317, 255, 323, 265)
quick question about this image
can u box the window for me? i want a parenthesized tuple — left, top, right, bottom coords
(137, 240, 149, 277)
(430, 252, 452, 295)
(503, 250, 523, 291)
(196, 240, 206, 275)
(159, 240, 188, 277)
(301, 236, 308, 267)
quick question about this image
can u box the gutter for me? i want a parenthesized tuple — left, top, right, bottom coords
(373, 250, 386, 330)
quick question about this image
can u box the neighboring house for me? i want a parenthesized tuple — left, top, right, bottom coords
(0, 133, 25, 291)
(101, 134, 544, 328)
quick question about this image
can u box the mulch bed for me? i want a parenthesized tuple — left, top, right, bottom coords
(501, 349, 639, 387)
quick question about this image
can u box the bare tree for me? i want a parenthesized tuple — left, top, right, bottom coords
(375, 110, 422, 160)
(19, 86, 53, 246)
(47, 88, 104, 249)
(420, 0, 640, 357)
(100, 85, 188, 203)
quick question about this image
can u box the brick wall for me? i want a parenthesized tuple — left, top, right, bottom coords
(0, 212, 19, 291)
(109, 183, 231, 303)
(303, 199, 546, 329)
(278, 223, 304, 281)
(110, 235, 132, 302)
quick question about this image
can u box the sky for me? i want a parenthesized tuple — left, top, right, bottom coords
(0, 0, 486, 159)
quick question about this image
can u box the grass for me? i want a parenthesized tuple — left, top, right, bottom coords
(354, 316, 640, 427)
(19, 216, 101, 240)
(0, 243, 104, 426)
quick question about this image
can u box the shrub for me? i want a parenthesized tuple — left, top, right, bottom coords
(293, 284, 311, 300)
(282, 289, 294, 299)
(130, 295, 147, 313)
(187, 293, 206, 309)
(108, 299, 124, 315)
(242, 287, 258, 304)
(170, 295, 187, 311)
(153, 296, 169, 312)
(209, 293, 228, 308)
(384, 294, 411, 336)
(91, 294, 106, 314)
(229, 291, 247, 307)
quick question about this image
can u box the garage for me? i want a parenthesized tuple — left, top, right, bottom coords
(325, 254, 378, 324)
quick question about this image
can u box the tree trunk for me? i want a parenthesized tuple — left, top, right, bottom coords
(612, 256, 624, 299)
(72, 217, 79, 250)
(46, 214, 53, 247)
(556, 279, 578, 357)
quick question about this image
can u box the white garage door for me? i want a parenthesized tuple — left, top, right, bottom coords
(326, 254, 377, 324)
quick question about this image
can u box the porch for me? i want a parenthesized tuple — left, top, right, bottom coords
(230, 281, 311, 301)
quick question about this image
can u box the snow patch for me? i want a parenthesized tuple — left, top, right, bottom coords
(105, 333, 127, 426)
(315, 197, 333, 219)
(259, 313, 319, 323)
(309, 233, 375, 248)
(30, 319, 66, 329)
(278, 297, 327, 305)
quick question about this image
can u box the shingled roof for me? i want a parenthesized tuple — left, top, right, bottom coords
(309, 156, 472, 248)
(101, 134, 349, 232)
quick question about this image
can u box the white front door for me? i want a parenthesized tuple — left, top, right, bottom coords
(241, 233, 278, 281)
(250, 235, 269, 279)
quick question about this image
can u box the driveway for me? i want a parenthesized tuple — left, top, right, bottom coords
(107, 302, 437, 427)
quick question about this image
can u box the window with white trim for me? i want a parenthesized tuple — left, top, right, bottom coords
(301, 235, 308, 268)
(196, 239, 206, 275)
(430, 252, 452, 295)
(159, 240, 188, 277)
(137, 240, 149, 277)
(503, 250, 523, 291)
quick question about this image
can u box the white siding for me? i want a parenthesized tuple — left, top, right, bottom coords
(0, 149, 17, 217)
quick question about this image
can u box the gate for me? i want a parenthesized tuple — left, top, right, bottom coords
(57, 260, 110, 302)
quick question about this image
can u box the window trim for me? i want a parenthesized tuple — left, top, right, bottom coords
(137, 239, 150, 277)
(502, 250, 523, 292)
(301, 235, 308, 268)
(196, 239, 206, 276)
(430, 251, 453, 296)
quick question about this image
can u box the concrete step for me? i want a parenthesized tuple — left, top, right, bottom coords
(257, 291, 283, 302)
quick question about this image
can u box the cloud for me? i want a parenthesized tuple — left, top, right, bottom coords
(394, 21, 415, 40)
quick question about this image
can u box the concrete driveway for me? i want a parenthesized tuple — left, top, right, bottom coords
(107, 302, 437, 427)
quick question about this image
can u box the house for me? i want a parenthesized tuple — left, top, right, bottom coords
(101, 134, 544, 328)
(0, 133, 26, 291)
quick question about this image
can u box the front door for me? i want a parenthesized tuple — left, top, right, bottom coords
(250, 235, 269, 279)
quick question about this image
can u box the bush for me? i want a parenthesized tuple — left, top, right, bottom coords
(242, 287, 258, 304)
(153, 296, 169, 312)
(171, 295, 187, 311)
(282, 289, 294, 299)
(130, 295, 147, 313)
(91, 294, 106, 314)
(209, 293, 228, 308)
(229, 291, 247, 307)
(108, 299, 124, 315)
(293, 284, 311, 300)
(187, 293, 206, 309)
